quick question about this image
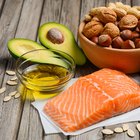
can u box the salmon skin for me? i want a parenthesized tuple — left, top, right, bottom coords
(43, 68, 140, 132)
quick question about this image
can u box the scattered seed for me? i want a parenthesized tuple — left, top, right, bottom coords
(14, 92, 20, 99)
(122, 124, 129, 131)
(0, 87, 6, 94)
(136, 123, 140, 132)
(114, 127, 123, 133)
(6, 70, 15, 76)
(10, 76, 18, 81)
(127, 129, 135, 138)
(9, 91, 17, 96)
(101, 129, 114, 135)
(7, 80, 18, 86)
(3, 96, 11, 102)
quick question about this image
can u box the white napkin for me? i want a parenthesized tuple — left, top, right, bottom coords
(32, 76, 140, 136)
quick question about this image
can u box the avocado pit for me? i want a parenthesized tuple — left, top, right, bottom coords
(47, 28, 64, 44)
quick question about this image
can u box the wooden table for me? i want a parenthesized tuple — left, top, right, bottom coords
(0, 0, 140, 139)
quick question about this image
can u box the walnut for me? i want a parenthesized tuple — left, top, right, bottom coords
(119, 14, 138, 30)
(90, 7, 105, 16)
(84, 14, 92, 22)
(91, 16, 100, 22)
(97, 7, 117, 24)
(83, 21, 103, 39)
(102, 23, 120, 38)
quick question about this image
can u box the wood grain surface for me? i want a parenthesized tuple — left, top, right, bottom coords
(0, 0, 139, 140)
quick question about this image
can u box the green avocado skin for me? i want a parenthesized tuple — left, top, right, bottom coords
(38, 22, 86, 65)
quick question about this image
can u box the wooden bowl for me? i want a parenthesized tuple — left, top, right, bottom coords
(78, 22, 140, 73)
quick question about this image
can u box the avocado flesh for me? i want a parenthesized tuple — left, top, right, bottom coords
(7, 38, 69, 69)
(39, 22, 86, 65)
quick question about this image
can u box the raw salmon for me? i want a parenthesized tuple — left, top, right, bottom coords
(43, 68, 140, 132)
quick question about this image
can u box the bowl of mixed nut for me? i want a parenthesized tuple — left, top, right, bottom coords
(78, 2, 140, 73)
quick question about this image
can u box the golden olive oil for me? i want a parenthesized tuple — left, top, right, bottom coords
(18, 64, 72, 100)
(22, 64, 70, 91)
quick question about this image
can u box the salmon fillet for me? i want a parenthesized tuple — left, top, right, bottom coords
(43, 68, 140, 132)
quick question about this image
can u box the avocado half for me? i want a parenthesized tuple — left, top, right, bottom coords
(7, 38, 69, 69)
(38, 22, 86, 65)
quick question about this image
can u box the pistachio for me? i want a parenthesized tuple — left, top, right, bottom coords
(47, 28, 64, 44)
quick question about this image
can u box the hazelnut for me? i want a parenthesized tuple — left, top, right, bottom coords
(91, 36, 98, 44)
(132, 31, 139, 39)
(134, 38, 140, 44)
(98, 34, 112, 47)
(112, 36, 124, 49)
(136, 41, 140, 48)
(137, 20, 140, 30)
(120, 30, 132, 40)
(120, 30, 139, 40)
(102, 23, 120, 38)
(135, 27, 140, 32)
(134, 38, 140, 48)
(47, 28, 64, 44)
(97, 7, 117, 24)
(83, 21, 103, 39)
(119, 15, 138, 30)
(123, 40, 135, 49)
